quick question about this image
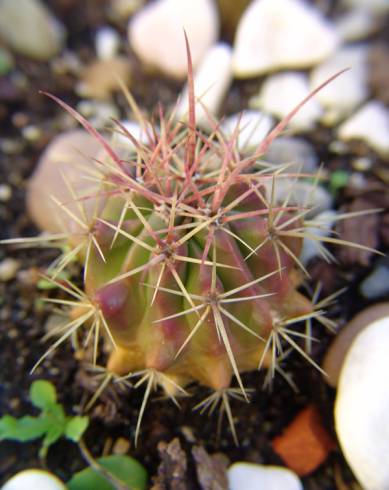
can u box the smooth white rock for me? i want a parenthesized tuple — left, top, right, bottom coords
(220, 110, 274, 153)
(335, 8, 381, 42)
(95, 26, 121, 60)
(335, 314, 389, 490)
(360, 258, 389, 299)
(228, 462, 303, 490)
(310, 45, 369, 126)
(2, 469, 66, 490)
(111, 120, 151, 152)
(250, 72, 323, 131)
(337, 101, 389, 158)
(232, 0, 339, 77)
(265, 137, 318, 173)
(175, 43, 232, 129)
(342, 0, 389, 14)
(0, 0, 65, 60)
(300, 210, 337, 265)
(264, 179, 333, 217)
(128, 0, 219, 79)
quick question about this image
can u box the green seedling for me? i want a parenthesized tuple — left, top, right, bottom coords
(0, 380, 88, 458)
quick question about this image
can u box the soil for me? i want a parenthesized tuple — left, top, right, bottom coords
(0, 1, 388, 489)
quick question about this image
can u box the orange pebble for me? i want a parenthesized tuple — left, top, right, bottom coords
(271, 404, 335, 476)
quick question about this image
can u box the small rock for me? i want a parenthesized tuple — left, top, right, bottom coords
(2, 469, 66, 490)
(360, 257, 389, 299)
(76, 57, 131, 100)
(300, 210, 337, 265)
(337, 101, 389, 158)
(77, 100, 120, 129)
(264, 179, 332, 217)
(335, 313, 389, 490)
(232, 0, 339, 77)
(265, 137, 318, 173)
(342, 0, 389, 14)
(335, 8, 381, 42)
(323, 303, 389, 387)
(250, 72, 322, 131)
(111, 120, 151, 152)
(272, 405, 335, 476)
(128, 0, 219, 79)
(27, 130, 101, 234)
(95, 26, 121, 60)
(0, 0, 65, 61)
(220, 110, 274, 153)
(0, 183, 12, 202)
(112, 437, 130, 455)
(310, 45, 369, 126)
(108, 0, 144, 21)
(228, 462, 303, 490)
(175, 43, 232, 129)
(0, 258, 20, 282)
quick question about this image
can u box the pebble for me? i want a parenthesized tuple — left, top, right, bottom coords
(108, 0, 145, 21)
(265, 137, 318, 173)
(337, 101, 389, 158)
(323, 303, 389, 387)
(228, 462, 303, 490)
(310, 45, 369, 126)
(111, 120, 151, 152)
(250, 72, 322, 131)
(220, 110, 274, 153)
(335, 8, 381, 42)
(360, 257, 389, 299)
(95, 26, 121, 60)
(0, 0, 65, 61)
(175, 43, 232, 129)
(128, 0, 219, 79)
(264, 179, 333, 217)
(27, 130, 101, 234)
(76, 57, 131, 100)
(300, 210, 337, 265)
(77, 100, 120, 129)
(0, 258, 20, 282)
(112, 437, 130, 455)
(0, 183, 12, 202)
(342, 0, 389, 14)
(335, 313, 389, 490)
(232, 0, 338, 77)
(2, 469, 66, 490)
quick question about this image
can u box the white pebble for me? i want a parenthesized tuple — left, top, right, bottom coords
(111, 120, 151, 152)
(95, 26, 121, 60)
(220, 110, 274, 153)
(0, 0, 65, 60)
(264, 179, 333, 217)
(337, 101, 389, 158)
(335, 314, 389, 490)
(342, 0, 389, 14)
(300, 210, 337, 265)
(265, 137, 318, 173)
(232, 0, 339, 78)
(228, 462, 303, 490)
(175, 43, 232, 130)
(335, 8, 381, 42)
(0, 183, 12, 202)
(360, 259, 389, 299)
(0, 258, 20, 282)
(250, 72, 322, 131)
(128, 0, 219, 79)
(2, 469, 66, 490)
(310, 45, 369, 126)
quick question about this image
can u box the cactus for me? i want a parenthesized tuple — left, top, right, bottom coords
(3, 44, 378, 445)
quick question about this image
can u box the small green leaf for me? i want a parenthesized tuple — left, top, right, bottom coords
(30, 380, 57, 409)
(65, 416, 89, 443)
(67, 455, 148, 490)
(329, 170, 349, 195)
(0, 415, 49, 442)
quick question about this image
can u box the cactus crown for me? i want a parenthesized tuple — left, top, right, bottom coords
(3, 43, 377, 444)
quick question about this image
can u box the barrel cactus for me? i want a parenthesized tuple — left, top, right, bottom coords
(3, 50, 374, 444)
